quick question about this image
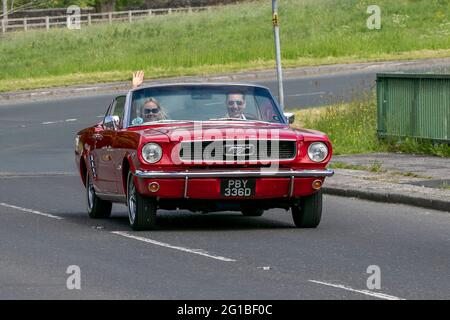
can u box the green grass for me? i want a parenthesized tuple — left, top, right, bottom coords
(329, 162, 369, 171)
(293, 97, 450, 157)
(329, 161, 386, 172)
(329, 161, 431, 178)
(1, 0, 450, 91)
(393, 171, 426, 178)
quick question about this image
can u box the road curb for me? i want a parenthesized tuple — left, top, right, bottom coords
(323, 186, 450, 213)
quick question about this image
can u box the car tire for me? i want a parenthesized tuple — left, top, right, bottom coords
(291, 190, 322, 228)
(127, 171, 157, 231)
(241, 208, 264, 217)
(86, 173, 112, 219)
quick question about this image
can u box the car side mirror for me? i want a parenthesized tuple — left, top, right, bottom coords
(104, 115, 120, 130)
(284, 112, 295, 124)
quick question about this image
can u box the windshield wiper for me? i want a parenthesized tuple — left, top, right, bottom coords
(207, 118, 273, 124)
(141, 119, 192, 125)
(207, 117, 248, 121)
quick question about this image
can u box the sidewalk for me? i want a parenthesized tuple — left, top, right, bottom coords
(324, 153, 450, 212)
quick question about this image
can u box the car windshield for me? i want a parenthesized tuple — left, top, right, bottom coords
(128, 85, 284, 126)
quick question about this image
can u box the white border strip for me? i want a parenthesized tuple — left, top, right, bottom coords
(111, 231, 236, 262)
(309, 280, 405, 300)
(0, 202, 63, 220)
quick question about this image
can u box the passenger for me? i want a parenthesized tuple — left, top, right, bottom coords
(131, 98, 167, 125)
(131, 71, 167, 124)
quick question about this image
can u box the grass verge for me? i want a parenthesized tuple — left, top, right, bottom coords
(1, 0, 450, 92)
(329, 161, 386, 173)
(292, 97, 450, 157)
(329, 161, 431, 178)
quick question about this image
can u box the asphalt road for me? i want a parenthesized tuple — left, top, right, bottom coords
(0, 177, 448, 299)
(0, 70, 449, 299)
(263, 71, 375, 108)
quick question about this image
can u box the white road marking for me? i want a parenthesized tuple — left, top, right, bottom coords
(287, 91, 327, 97)
(41, 121, 60, 125)
(309, 280, 405, 300)
(111, 231, 236, 262)
(0, 202, 63, 220)
(0, 172, 77, 178)
(41, 119, 77, 125)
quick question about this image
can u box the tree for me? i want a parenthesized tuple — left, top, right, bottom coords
(11, 0, 144, 12)
(93, 0, 116, 12)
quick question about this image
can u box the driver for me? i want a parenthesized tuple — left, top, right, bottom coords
(225, 92, 246, 119)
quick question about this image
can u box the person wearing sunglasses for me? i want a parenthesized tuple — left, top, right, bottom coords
(130, 71, 168, 125)
(142, 98, 167, 121)
(225, 92, 247, 119)
(131, 98, 167, 125)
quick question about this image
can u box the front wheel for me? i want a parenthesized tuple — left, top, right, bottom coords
(291, 190, 322, 228)
(127, 171, 157, 230)
(86, 173, 112, 219)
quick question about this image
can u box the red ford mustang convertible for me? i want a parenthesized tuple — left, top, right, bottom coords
(75, 83, 334, 230)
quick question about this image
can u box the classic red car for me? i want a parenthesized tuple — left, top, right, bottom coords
(75, 83, 333, 230)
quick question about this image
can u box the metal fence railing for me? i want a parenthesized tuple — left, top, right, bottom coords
(1, 6, 210, 33)
(377, 73, 450, 143)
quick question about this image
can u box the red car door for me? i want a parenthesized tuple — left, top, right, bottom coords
(92, 99, 119, 194)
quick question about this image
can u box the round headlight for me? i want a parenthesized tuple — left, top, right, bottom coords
(307, 142, 328, 162)
(141, 143, 163, 164)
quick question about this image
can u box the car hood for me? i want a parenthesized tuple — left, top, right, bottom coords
(140, 121, 328, 142)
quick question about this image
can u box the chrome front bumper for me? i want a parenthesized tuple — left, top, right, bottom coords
(133, 169, 334, 179)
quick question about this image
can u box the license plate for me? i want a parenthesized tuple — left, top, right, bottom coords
(220, 179, 256, 197)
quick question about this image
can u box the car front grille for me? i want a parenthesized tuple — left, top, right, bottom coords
(179, 140, 297, 162)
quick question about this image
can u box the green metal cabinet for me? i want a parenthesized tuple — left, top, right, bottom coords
(377, 73, 450, 142)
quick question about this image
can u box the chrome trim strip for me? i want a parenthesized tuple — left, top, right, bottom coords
(88, 153, 97, 178)
(133, 169, 334, 179)
(184, 176, 189, 199)
(127, 83, 288, 125)
(96, 192, 127, 203)
(130, 82, 272, 93)
(179, 159, 297, 164)
(123, 91, 133, 129)
(288, 170, 295, 197)
(179, 140, 298, 162)
(180, 138, 297, 142)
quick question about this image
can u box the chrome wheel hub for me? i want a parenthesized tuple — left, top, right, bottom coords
(128, 181, 137, 224)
